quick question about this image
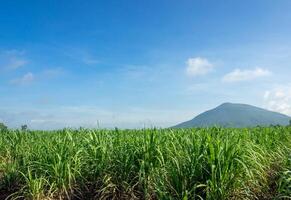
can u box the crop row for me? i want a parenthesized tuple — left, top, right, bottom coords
(0, 127, 290, 199)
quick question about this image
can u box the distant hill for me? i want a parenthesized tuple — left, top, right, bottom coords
(173, 103, 291, 128)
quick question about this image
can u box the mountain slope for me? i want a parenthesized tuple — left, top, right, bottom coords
(173, 103, 291, 128)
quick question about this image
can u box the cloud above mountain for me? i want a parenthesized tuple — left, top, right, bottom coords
(186, 57, 214, 76)
(222, 67, 271, 82)
(264, 85, 291, 115)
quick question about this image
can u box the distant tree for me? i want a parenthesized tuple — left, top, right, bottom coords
(289, 119, 291, 126)
(21, 124, 28, 131)
(114, 127, 119, 133)
(0, 122, 8, 131)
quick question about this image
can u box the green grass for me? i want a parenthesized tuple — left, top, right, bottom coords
(0, 127, 290, 200)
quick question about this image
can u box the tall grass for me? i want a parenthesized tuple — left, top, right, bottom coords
(0, 127, 290, 199)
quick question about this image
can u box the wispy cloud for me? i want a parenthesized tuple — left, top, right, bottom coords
(186, 57, 214, 76)
(41, 68, 65, 78)
(263, 85, 291, 115)
(120, 64, 152, 79)
(6, 57, 27, 69)
(82, 56, 99, 65)
(0, 49, 28, 70)
(62, 47, 99, 65)
(222, 67, 271, 82)
(9, 67, 65, 86)
(0, 105, 195, 129)
(10, 72, 34, 85)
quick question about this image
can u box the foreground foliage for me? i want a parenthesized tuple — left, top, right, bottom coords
(0, 127, 290, 200)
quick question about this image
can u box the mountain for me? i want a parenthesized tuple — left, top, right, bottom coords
(173, 103, 291, 128)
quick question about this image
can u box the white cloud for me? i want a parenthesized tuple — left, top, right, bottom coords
(10, 72, 34, 85)
(263, 85, 291, 115)
(223, 67, 271, 82)
(186, 57, 214, 76)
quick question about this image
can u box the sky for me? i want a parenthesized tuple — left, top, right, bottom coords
(0, 0, 291, 129)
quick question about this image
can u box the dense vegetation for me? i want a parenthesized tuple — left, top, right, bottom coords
(0, 127, 290, 200)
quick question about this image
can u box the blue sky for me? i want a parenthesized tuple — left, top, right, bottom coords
(1, 0, 291, 129)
